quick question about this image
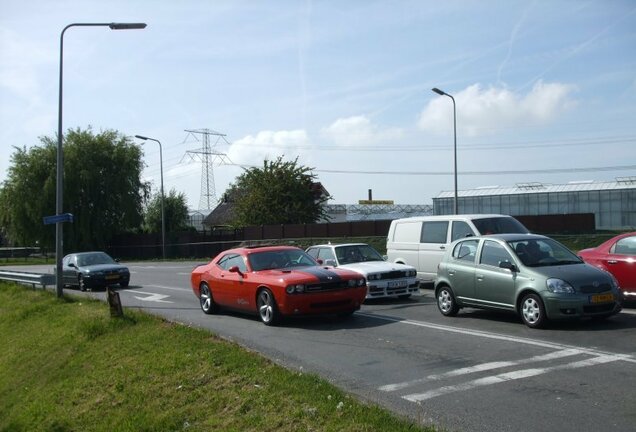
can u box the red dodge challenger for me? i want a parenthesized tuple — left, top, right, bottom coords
(191, 245, 367, 325)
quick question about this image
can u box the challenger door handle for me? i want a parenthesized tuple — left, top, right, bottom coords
(607, 260, 618, 264)
(476, 274, 484, 281)
(439, 246, 446, 250)
(448, 271, 455, 276)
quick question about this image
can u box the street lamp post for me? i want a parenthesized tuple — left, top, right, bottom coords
(135, 135, 166, 260)
(56, 22, 146, 298)
(432, 87, 458, 215)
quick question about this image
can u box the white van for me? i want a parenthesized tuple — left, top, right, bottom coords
(386, 214, 529, 285)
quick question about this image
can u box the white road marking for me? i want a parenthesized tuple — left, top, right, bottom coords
(357, 312, 636, 363)
(403, 354, 621, 402)
(379, 348, 583, 392)
(125, 289, 173, 303)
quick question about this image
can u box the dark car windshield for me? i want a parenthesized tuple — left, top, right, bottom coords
(77, 252, 116, 267)
(509, 238, 582, 267)
(248, 249, 318, 271)
(472, 217, 529, 235)
(335, 244, 384, 264)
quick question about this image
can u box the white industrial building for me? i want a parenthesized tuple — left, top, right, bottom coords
(433, 177, 636, 230)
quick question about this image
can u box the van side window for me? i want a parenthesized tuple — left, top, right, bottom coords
(479, 240, 513, 268)
(420, 221, 448, 244)
(451, 221, 474, 241)
(393, 222, 422, 242)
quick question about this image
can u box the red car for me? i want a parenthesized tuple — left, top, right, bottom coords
(578, 232, 636, 302)
(190, 245, 367, 325)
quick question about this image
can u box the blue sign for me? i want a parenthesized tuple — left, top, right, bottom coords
(43, 213, 74, 225)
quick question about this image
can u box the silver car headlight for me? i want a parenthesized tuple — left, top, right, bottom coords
(368, 273, 381, 281)
(348, 278, 366, 287)
(546, 278, 574, 294)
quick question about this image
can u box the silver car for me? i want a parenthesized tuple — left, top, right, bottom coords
(434, 234, 622, 328)
(306, 243, 419, 299)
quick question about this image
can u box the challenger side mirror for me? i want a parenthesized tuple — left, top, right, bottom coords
(229, 265, 244, 277)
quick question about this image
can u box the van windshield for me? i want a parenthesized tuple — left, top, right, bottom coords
(472, 217, 528, 235)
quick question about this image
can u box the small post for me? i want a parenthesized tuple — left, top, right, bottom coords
(107, 287, 123, 317)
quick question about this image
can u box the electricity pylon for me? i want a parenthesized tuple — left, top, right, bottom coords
(182, 128, 232, 211)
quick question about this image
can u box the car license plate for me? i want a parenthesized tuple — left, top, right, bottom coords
(105, 275, 119, 280)
(388, 280, 407, 288)
(590, 293, 614, 303)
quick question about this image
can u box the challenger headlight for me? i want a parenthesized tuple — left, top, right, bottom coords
(546, 278, 575, 294)
(357, 278, 366, 287)
(408, 270, 416, 277)
(348, 279, 356, 287)
(368, 273, 381, 281)
(285, 284, 305, 294)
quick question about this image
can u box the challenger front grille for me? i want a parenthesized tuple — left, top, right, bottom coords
(305, 281, 350, 292)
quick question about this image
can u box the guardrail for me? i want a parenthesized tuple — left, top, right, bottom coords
(0, 270, 55, 289)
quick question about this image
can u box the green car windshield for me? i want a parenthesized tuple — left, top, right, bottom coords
(508, 238, 582, 267)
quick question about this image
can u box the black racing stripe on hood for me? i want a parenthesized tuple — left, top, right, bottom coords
(296, 267, 343, 283)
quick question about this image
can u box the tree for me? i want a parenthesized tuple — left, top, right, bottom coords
(0, 127, 149, 251)
(227, 157, 330, 227)
(143, 188, 191, 233)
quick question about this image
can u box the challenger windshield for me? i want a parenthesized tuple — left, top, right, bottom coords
(248, 250, 318, 271)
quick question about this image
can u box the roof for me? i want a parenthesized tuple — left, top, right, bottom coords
(390, 214, 512, 223)
(230, 245, 302, 254)
(435, 179, 636, 199)
(307, 243, 369, 249)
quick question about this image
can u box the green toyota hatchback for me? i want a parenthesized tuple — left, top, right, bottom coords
(434, 234, 623, 328)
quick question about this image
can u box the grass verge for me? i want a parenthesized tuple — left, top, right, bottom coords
(0, 282, 430, 432)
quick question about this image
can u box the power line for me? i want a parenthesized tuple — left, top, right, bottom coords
(220, 135, 636, 152)
(222, 162, 636, 176)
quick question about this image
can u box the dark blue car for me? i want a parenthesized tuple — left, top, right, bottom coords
(62, 251, 130, 291)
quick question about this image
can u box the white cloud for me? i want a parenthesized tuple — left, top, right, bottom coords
(322, 115, 404, 146)
(418, 81, 577, 137)
(227, 129, 311, 165)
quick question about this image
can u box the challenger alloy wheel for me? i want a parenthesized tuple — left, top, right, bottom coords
(199, 283, 217, 315)
(257, 288, 280, 326)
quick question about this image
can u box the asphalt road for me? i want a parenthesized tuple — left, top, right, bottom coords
(7, 262, 636, 432)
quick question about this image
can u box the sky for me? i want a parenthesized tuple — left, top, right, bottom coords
(1, 0, 635, 211)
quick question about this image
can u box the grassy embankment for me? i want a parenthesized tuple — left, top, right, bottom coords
(0, 282, 430, 432)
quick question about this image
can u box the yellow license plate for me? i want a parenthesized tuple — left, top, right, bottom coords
(590, 293, 614, 303)
(105, 275, 119, 280)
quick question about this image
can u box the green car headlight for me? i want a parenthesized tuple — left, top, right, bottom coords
(546, 278, 574, 294)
